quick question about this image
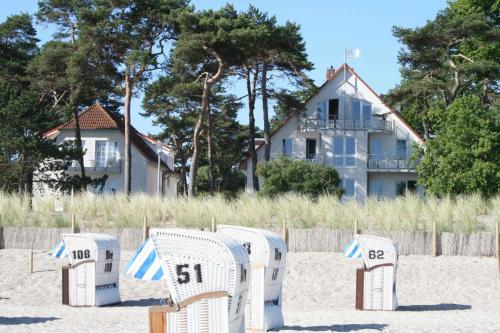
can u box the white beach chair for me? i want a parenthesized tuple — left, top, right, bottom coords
(148, 228, 250, 333)
(353, 235, 399, 311)
(216, 225, 287, 332)
(60, 233, 120, 306)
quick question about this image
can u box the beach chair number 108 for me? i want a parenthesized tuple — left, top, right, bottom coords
(72, 250, 90, 260)
(176, 264, 203, 284)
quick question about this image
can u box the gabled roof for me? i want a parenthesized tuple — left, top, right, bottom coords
(43, 104, 174, 173)
(241, 63, 424, 167)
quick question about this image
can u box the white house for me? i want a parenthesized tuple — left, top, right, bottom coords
(243, 64, 424, 200)
(38, 103, 178, 196)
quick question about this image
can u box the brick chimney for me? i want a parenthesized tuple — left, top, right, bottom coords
(326, 66, 335, 81)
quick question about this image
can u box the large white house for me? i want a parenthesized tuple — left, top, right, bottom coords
(38, 104, 178, 196)
(243, 64, 424, 200)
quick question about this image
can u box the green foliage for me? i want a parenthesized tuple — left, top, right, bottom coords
(271, 84, 319, 130)
(196, 166, 245, 198)
(256, 157, 344, 198)
(417, 95, 500, 197)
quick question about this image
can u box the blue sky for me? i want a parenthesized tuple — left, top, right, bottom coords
(1, 0, 447, 135)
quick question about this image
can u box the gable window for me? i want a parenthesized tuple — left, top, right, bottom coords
(342, 178, 355, 197)
(282, 138, 292, 157)
(350, 100, 360, 121)
(96, 141, 118, 168)
(333, 137, 355, 167)
(362, 103, 372, 121)
(396, 140, 408, 160)
(316, 101, 327, 127)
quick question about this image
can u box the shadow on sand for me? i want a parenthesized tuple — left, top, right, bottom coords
(397, 303, 471, 312)
(280, 324, 387, 332)
(0, 316, 60, 325)
(113, 298, 164, 307)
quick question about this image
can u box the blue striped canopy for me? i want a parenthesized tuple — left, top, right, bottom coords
(344, 239, 363, 259)
(50, 240, 67, 258)
(125, 238, 164, 281)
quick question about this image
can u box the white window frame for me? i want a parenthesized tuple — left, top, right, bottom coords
(282, 138, 293, 157)
(333, 137, 356, 168)
(95, 140, 118, 168)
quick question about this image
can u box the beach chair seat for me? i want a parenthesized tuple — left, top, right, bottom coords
(148, 228, 250, 333)
(60, 233, 120, 307)
(353, 235, 399, 311)
(216, 225, 287, 332)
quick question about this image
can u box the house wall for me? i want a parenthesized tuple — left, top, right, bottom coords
(45, 128, 177, 196)
(245, 68, 423, 200)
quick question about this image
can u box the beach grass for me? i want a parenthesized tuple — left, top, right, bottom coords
(0, 192, 498, 233)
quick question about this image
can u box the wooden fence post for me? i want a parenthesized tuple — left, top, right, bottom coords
(211, 217, 216, 233)
(354, 219, 359, 236)
(29, 250, 33, 274)
(143, 217, 149, 242)
(282, 217, 289, 250)
(496, 221, 499, 279)
(432, 220, 437, 257)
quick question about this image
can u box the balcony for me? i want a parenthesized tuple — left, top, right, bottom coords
(269, 153, 324, 164)
(367, 154, 416, 172)
(297, 115, 393, 133)
(67, 159, 122, 173)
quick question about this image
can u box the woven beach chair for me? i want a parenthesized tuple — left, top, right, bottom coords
(60, 233, 120, 306)
(354, 235, 399, 311)
(216, 225, 287, 332)
(148, 228, 250, 333)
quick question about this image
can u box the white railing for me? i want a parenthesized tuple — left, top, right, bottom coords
(269, 153, 324, 164)
(67, 159, 122, 173)
(367, 154, 416, 170)
(297, 116, 393, 132)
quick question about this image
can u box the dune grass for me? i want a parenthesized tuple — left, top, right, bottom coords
(0, 192, 497, 233)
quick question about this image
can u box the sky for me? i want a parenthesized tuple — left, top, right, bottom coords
(0, 0, 447, 135)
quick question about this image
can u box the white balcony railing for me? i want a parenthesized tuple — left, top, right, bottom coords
(298, 115, 393, 132)
(67, 159, 122, 173)
(367, 154, 416, 171)
(269, 153, 324, 164)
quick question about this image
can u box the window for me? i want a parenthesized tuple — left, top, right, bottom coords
(362, 104, 372, 121)
(316, 101, 327, 121)
(306, 139, 316, 159)
(369, 180, 384, 197)
(350, 100, 360, 120)
(396, 180, 417, 196)
(396, 140, 408, 159)
(342, 178, 355, 197)
(333, 137, 355, 167)
(282, 138, 292, 157)
(96, 141, 118, 168)
(328, 99, 339, 120)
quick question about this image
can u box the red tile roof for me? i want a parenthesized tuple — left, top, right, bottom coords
(43, 104, 175, 173)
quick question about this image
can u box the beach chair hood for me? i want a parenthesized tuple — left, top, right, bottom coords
(354, 235, 399, 270)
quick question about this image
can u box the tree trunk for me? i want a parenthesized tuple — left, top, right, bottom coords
(247, 66, 260, 192)
(188, 46, 225, 197)
(207, 106, 215, 194)
(262, 62, 271, 161)
(188, 77, 209, 197)
(71, 104, 86, 187)
(124, 71, 132, 195)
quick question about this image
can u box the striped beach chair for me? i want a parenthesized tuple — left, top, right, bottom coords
(147, 228, 250, 333)
(216, 225, 287, 332)
(347, 235, 399, 311)
(60, 233, 120, 306)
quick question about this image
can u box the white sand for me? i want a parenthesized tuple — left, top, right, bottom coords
(1, 249, 499, 332)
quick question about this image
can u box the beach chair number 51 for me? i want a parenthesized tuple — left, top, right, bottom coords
(368, 250, 384, 259)
(176, 264, 203, 284)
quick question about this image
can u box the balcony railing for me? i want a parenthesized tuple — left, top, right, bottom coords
(297, 115, 393, 132)
(67, 159, 122, 173)
(270, 153, 324, 164)
(367, 154, 416, 171)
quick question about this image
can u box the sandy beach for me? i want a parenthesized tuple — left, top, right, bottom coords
(1, 249, 499, 332)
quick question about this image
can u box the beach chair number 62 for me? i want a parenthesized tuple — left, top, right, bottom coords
(72, 249, 90, 260)
(368, 250, 384, 259)
(176, 264, 203, 284)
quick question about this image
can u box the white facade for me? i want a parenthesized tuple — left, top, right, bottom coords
(36, 106, 178, 197)
(244, 65, 424, 200)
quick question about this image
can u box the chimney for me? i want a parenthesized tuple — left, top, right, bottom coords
(326, 66, 335, 81)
